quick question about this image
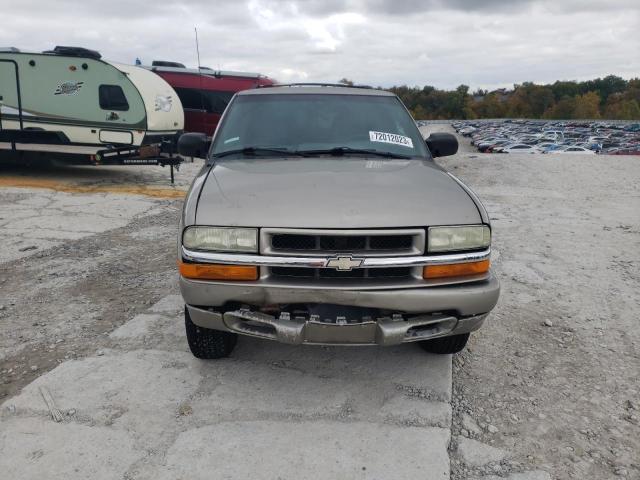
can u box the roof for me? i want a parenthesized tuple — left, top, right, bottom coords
(145, 65, 267, 80)
(239, 85, 394, 96)
(0, 46, 110, 65)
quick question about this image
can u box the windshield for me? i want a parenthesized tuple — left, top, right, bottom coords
(210, 93, 430, 159)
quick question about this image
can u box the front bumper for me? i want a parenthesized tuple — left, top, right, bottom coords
(186, 305, 489, 346)
(181, 272, 499, 315)
(180, 246, 500, 345)
(181, 272, 499, 346)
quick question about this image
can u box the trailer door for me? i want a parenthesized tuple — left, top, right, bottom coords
(0, 59, 23, 131)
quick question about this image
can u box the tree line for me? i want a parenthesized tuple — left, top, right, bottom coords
(342, 76, 640, 120)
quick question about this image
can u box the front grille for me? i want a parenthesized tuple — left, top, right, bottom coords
(263, 229, 425, 282)
(320, 236, 366, 251)
(270, 233, 416, 253)
(270, 267, 315, 278)
(270, 266, 413, 280)
(369, 236, 413, 250)
(271, 234, 316, 251)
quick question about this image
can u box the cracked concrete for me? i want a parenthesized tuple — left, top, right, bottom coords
(0, 188, 158, 263)
(0, 161, 202, 263)
(1, 294, 453, 480)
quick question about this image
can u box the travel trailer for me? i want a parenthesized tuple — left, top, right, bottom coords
(0, 46, 184, 166)
(148, 63, 274, 135)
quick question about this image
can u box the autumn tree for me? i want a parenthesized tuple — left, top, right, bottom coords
(573, 91, 601, 119)
(544, 96, 577, 119)
(411, 104, 428, 119)
(604, 98, 640, 120)
(471, 93, 506, 118)
(387, 76, 639, 120)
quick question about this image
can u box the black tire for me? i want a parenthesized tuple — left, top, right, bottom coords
(184, 306, 237, 359)
(419, 333, 470, 354)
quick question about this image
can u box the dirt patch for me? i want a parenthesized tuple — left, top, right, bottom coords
(0, 176, 187, 199)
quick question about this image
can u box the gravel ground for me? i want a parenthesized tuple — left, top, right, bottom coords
(1, 134, 639, 479)
(424, 125, 640, 480)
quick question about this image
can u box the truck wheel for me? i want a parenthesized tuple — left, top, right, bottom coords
(184, 307, 237, 359)
(419, 333, 470, 354)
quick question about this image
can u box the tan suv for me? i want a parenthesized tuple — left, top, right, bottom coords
(177, 84, 499, 359)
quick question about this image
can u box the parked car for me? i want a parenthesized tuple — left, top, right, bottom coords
(607, 147, 640, 155)
(499, 144, 541, 154)
(456, 119, 640, 155)
(555, 146, 596, 154)
(176, 84, 500, 358)
(476, 138, 503, 151)
(539, 143, 573, 153)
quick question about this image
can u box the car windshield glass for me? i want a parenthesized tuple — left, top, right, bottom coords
(210, 93, 429, 159)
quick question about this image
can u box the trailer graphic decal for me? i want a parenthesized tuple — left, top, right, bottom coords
(54, 81, 84, 96)
(155, 95, 173, 112)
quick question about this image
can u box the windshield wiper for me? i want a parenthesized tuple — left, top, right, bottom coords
(296, 147, 412, 159)
(213, 147, 309, 158)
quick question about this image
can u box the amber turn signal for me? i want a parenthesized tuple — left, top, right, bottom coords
(423, 259, 490, 279)
(179, 261, 258, 281)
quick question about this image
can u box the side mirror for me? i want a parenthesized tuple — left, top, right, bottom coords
(426, 132, 458, 158)
(178, 132, 210, 158)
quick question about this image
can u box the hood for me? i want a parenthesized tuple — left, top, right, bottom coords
(195, 158, 481, 228)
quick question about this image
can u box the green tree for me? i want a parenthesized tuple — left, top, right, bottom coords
(582, 75, 626, 105)
(550, 81, 580, 101)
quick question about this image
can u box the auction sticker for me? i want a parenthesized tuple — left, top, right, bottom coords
(369, 131, 414, 148)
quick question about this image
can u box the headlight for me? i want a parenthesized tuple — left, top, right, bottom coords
(428, 225, 491, 253)
(183, 227, 258, 252)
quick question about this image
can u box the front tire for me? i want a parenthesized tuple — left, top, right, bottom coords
(419, 333, 470, 354)
(184, 306, 237, 359)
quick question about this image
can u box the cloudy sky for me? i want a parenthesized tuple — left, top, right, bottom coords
(2, 0, 639, 90)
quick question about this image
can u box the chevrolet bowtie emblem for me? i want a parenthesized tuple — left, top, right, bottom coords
(326, 256, 364, 271)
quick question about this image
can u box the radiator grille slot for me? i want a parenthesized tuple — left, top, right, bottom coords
(270, 266, 413, 280)
(269, 233, 417, 254)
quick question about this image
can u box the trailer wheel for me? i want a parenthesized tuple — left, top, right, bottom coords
(184, 306, 237, 359)
(419, 333, 470, 354)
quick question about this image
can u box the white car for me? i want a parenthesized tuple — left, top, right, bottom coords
(500, 144, 541, 154)
(555, 146, 596, 154)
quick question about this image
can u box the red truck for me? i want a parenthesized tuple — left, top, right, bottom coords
(149, 63, 274, 136)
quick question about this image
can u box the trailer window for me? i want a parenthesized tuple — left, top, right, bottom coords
(99, 85, 129, 111)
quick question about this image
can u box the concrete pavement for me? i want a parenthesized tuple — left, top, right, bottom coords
(1, 294, 453, 479)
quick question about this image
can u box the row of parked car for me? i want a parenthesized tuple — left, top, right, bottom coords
(450, 120, 640, 155)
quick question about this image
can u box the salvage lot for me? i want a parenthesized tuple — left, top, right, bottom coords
(1, 128, 639, 480)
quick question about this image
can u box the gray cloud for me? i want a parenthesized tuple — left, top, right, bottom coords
(1, 0, 638, 89)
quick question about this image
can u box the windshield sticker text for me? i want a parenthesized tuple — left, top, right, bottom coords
(369, 131, 414, 148)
